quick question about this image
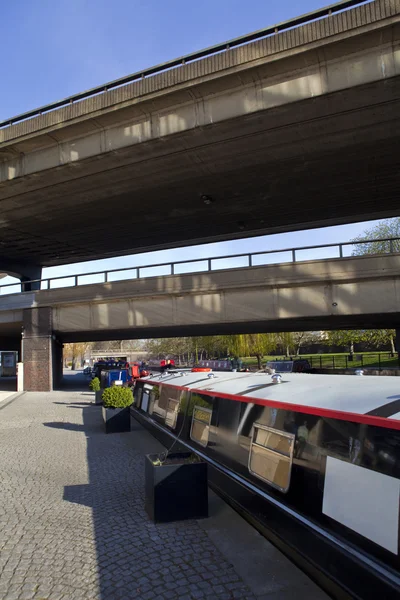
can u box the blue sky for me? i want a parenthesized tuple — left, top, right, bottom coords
(1, 0, 381, 287)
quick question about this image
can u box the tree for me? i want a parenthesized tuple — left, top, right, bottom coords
(292, 331, 322, 355)
(245, 334, 276, 369)
(64, 342, 92, 369)
(361, 329, 396, 355)
(276, 332, 294, 357)
(351, 218, 400, 255)
(326, 330, 365, 357)
(91, 340, 143, 352)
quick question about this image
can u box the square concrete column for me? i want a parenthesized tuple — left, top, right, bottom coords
(22, 307, 53, 391)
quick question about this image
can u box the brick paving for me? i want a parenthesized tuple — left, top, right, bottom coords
(0, 391, 259, 600)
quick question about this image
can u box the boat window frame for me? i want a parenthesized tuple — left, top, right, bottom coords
(134, 383, 143, 409)
(165, 394, 181, 430)
(248, 423, 295, 493)
(190, 405, 213, 447)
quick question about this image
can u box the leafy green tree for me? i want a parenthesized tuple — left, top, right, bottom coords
(276, 332, 294, 357)
(326, 330, 366, 357)
(245, 334, 276, 369)
(64, 342, 92, 369)
(362, 329, 396, 355)
(351, 218, 400, 255)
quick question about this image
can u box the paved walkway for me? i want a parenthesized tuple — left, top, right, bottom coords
(0, 377, 17, 404)
(0, 391, 328, 600)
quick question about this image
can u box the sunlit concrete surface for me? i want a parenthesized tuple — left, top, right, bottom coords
(0, 390, 328, 600)
(0, 391, 16, 404)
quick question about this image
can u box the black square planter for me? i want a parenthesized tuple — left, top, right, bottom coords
(145, 452, 208, 523)
(102, 406, 130, 434)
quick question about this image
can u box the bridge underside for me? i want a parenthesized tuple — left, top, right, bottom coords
(0, 76, 399, 268)
(55, 313, 400, 343)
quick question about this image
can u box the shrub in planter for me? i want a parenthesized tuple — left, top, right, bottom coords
(102, 386, 133, 408)
(89, 377, 100, 391)
(89, 377, 103, 405)
(102, 386, 133, 433)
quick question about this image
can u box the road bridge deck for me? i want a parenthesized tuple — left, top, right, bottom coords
(0, 385, 328, 600)
(0, 0, 399, 278)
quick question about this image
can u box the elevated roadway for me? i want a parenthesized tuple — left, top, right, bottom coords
(0, 0, 399, 282)
(0, 252, 399, 389)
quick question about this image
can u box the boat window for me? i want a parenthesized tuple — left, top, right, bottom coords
(190, 405, 212, 447)
(141, 385, 153, 412)
(148, 385, 159, 415)
(249, 424, 295, 493)
(158, 386, 170, 410)
(153, 385, 181, 423)
(134, 384, 143, 409)
(165, 395, 181, 429)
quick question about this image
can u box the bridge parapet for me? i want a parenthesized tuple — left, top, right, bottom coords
(0, 0, 397, 144)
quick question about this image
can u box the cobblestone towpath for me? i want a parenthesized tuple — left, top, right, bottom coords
(0, 391, 327, 600)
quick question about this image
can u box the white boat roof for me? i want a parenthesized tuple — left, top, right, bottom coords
(142, 371, 400, 422)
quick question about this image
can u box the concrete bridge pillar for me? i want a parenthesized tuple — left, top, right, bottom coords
(22, 307, 54, 391)
(0, 260, 42, 292)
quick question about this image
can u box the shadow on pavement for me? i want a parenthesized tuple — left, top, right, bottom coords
(55, 405, 297, 600)
(59, 405, 169, 599)
(59, 370, 91, 392)
(0, 376, 17, 392)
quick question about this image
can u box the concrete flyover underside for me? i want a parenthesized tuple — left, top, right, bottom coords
(0, 0, 399, 270)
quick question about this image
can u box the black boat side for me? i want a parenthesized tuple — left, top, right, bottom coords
(131, 372, 400, 599)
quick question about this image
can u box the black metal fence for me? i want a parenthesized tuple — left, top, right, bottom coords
(307, 352, 399, 371)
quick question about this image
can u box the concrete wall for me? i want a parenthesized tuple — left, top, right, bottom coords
(7, 253, 398, 340)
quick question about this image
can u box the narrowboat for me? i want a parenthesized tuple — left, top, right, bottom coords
(131, 369, 400, 599)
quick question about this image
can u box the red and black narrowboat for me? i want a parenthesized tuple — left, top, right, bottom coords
(131, 370, 400, 599)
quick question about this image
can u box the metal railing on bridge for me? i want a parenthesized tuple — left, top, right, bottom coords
(0, 0, 370, 128)
(1, 236, 399, 296)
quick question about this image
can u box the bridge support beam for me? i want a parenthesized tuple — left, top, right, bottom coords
(22, 307, 55, 391)
(0, 260, 42, 291)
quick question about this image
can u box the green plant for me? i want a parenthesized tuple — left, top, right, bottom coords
(89, 377, 101, 392)
(102, 386, 133, 408)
